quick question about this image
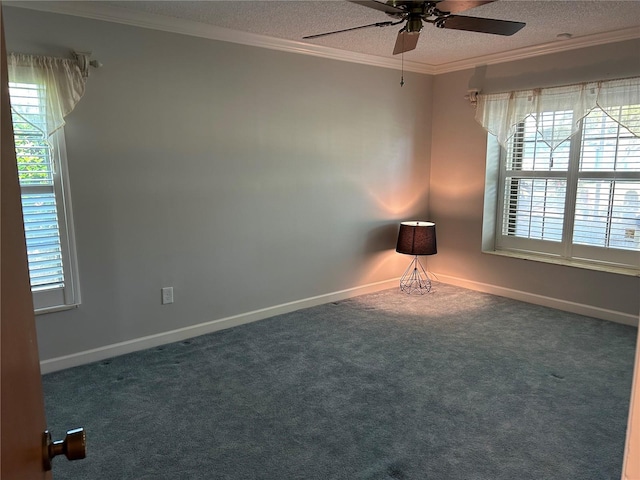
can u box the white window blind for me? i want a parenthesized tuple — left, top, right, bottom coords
(495, 104, 640, 270)
(9, 81, 80, 311)
(11, 82, 66, 291)
(501, 111, 571, 244)
(573, 106, 640, 252)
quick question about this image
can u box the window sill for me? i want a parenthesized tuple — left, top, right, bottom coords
(35, 304, 79, 316)
(483, 249, 640, 277)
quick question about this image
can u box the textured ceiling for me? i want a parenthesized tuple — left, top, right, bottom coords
(12, 0, 640, 71)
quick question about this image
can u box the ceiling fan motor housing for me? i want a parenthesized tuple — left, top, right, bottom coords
(406, 17, 423, 33)
(385, 1, 440, 33)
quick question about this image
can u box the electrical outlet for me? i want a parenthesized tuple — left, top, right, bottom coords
(161, 287, 174, 305)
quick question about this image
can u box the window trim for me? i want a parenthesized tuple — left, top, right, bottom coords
(482, 248, 640, 277)
(31, 127, 81, 314)
(482, 117, 640, 277)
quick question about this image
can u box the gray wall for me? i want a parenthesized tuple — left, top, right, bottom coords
(429, 39, 640, 318)
(4, 6, 432, 362)
(5, 6, 639, 365)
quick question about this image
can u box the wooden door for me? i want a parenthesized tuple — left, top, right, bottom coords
(1, 4, 54, 478)
(1, 5, 85, 476)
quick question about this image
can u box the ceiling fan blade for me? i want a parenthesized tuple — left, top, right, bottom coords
(349, 0, 406, 15)
(303, 21, 396, 39)
(438, 15, 526, 35)
(393, 30, 420, 55)
(435, 1, 495, 14)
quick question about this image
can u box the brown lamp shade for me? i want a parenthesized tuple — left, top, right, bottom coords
(396, 221, 437, 256)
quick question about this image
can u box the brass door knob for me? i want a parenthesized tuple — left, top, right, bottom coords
(42, 428, 86, 471)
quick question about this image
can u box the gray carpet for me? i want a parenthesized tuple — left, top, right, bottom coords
(42, 284, 637, 479)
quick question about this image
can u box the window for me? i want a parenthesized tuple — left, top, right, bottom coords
(480, 78, 640, 273)
(9, 81, 80, 312)
(8, 53, 86, 312)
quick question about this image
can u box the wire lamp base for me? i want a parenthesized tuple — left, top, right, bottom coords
(399, 256, 432, 295)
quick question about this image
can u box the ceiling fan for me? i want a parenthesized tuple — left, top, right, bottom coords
(303, 0, 526, 55)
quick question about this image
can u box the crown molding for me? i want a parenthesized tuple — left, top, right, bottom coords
(431, 26, 640, 74)
(6, 1, 640, 76)
(5, 1, 433, 74)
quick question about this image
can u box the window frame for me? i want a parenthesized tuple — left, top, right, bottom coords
(10, 81, 81, 313)
(483, 107, 640, 275)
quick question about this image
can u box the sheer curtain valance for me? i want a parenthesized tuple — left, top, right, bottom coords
(475, 76, 640, 150)
(7, 53, 86, 138)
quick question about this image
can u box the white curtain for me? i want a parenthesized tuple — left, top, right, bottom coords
(7, 53, 86, 137)
(475, 77, 640, 150)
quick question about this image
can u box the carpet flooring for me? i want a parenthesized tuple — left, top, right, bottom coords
(42, 284, 637, 479)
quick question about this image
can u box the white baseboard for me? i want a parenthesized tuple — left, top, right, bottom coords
(39, 278, 399, 374)
(433, 272, 639, 327)
(41, 274, 638, 374)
